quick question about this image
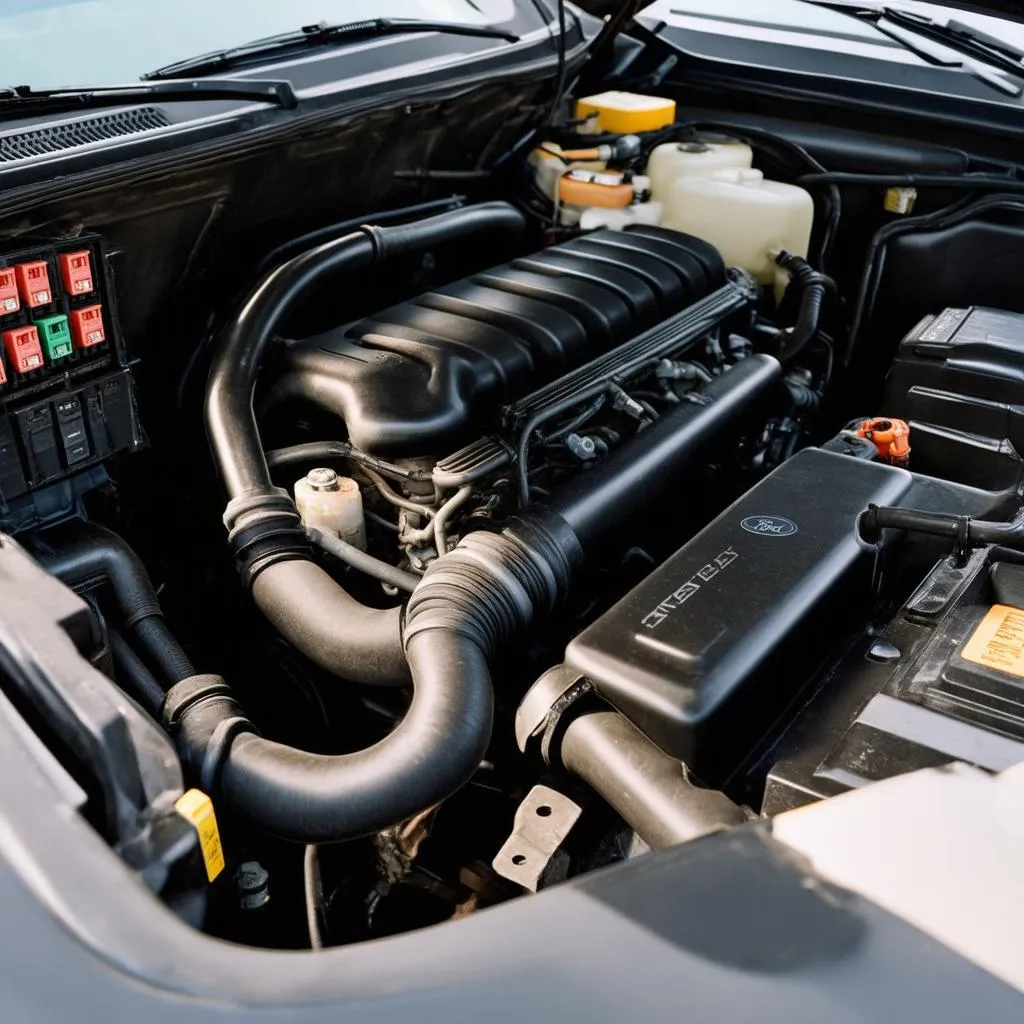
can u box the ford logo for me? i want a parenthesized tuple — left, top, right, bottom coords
(740, 515, 798, 537)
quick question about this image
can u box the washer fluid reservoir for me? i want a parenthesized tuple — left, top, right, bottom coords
(661, 168, 814, 285)
(647, 140, 753, 201)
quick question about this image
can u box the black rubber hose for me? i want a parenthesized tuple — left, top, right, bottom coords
(219, 634, 492, 840)
(108, 628, 165, 717)
(167, 515, 577, 842)
(774, 251, 830, 365)
(207, 201, 526, 500)
(133, 618, 196, 685)
(26, 521, 195, 686)
(251, 559, 408, 687)
(168, 636, 492, 842)
(859, 505, 1024, 548)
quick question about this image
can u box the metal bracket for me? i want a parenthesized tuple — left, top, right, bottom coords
(491, 785, 582, 893)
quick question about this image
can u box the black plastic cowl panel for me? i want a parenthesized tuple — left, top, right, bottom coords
(270, 226, 724, 457)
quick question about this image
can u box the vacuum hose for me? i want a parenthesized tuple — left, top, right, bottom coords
(859, 504, 1024, 549)
(774, 250, 831, 364)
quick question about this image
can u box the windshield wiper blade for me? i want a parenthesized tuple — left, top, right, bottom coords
(144, 18, 521, 80)
(798, 3, 1024, 97)
(880, 7, 1024, 76)
(0, 78, 299, 119)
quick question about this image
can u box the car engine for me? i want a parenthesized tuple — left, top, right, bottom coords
(6, 80, 1024, 953)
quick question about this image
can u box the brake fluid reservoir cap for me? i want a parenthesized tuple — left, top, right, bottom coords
(305, 467, 339, 491)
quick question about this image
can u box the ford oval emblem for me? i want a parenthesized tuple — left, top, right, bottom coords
(740, 515, 798, 537)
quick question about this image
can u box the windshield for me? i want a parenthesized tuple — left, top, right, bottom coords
(0, 0, 516, 91)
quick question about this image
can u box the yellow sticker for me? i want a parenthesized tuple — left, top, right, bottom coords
(174, 788, 225, 882)
(961, 604, 1024, 679)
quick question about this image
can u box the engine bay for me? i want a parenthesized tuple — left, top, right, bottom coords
(7, 67, 1024, 955)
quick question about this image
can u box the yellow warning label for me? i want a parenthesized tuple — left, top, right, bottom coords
(174, 788, 225, 882)
(961, 604, 1024, 679)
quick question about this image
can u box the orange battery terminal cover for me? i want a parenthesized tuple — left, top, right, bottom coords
(558, 169, 634, 209)
(857, 417, 911, 465)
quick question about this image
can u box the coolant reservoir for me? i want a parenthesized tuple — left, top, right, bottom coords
(294, 467, 367, 550)
(647, 140, 753, 201)
(662, 169, 814, 285)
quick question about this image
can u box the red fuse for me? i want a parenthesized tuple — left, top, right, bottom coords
(2, 325, 43, 373)
(59, 250, 94, 295)
(15, 261, 51, 308)
(0, 356, 7, 385)
(0, 268, 19, 315)
(69, 305, 106, 348)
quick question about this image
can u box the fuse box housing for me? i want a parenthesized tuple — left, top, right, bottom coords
(0, 236, 141, 513)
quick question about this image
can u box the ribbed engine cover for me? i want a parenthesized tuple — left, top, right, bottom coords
(272, 226, 725, 457)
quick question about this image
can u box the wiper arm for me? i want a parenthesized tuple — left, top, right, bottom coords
(881, 7, 1024, 72)
(798, 3, 1024, 97)
(0, 78, 299, 119)
(144, 18, 521, 80)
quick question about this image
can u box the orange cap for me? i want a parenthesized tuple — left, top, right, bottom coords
(558, 169, 634, 209)
(856, 417, 911, 466)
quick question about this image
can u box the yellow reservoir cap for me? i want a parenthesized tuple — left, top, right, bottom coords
(175, 788, 225, 882)
(575, 91, 676, 134)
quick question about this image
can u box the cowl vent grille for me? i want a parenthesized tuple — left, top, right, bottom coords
(0, 108, 171, 163)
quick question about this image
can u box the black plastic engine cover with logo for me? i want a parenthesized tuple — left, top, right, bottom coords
(270, 226, 725, 456)
(565, 449, 913, 783)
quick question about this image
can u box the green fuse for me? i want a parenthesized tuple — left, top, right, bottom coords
(34, 314, 72, 360)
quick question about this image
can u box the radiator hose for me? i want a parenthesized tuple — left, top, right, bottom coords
(25, 520, 196, 686)
(166, 513, 577, 842)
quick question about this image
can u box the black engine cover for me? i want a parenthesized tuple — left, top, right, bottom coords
(271, 227, 724, 456)
(565, 449, 913, 784)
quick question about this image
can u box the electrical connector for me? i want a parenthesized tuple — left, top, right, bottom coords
(15, 261, 51, 308)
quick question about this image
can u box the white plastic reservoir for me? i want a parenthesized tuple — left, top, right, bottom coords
(647, 140, 753, 201)
(295, 468, 367, 550)
(661, 168, 814, 285)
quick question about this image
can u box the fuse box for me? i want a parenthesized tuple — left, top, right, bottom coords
(0, 235, 142, 511)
